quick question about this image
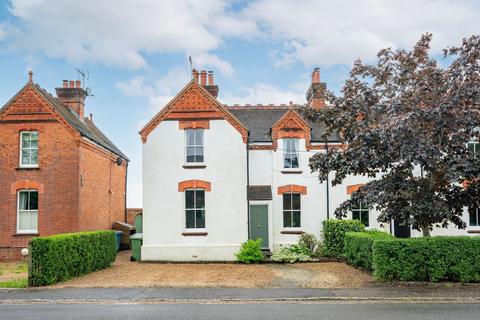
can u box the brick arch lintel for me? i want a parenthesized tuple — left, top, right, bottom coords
(346, 183, 364, 195)
(178, 180, 211, 192)
(277, 184, 307, 195)
(10, 180, 44, 194)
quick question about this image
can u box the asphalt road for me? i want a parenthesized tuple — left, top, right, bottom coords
(1, 303, 479, 320)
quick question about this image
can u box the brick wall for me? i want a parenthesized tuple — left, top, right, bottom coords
(127, 208, 142, 226)
(78, 141, 127, 231)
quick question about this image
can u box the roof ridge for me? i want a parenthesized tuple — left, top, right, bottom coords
(225, 103, 306, 110)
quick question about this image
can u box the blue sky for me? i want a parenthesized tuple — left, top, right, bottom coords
(0, 0, 479, 207)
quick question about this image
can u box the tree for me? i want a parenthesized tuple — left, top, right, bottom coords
(305, 33, 480, 236)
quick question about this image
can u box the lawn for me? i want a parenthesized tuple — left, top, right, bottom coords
(0, 261, 28, 288)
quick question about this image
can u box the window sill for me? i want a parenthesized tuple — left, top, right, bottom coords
(13, 233, 38, 236)
(181, 232, 208, 236)
(183, 164, 207, 169)
(467, 229, 480, 234)
(280, 230, 304, 235)
(281, 170, 302, 174)
(16, 167, 40, 170)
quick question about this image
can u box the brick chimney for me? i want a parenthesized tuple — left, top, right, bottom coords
(55, 80, 87, 119)
(192, 69, 219, 98)
(306, 68, 326, 109)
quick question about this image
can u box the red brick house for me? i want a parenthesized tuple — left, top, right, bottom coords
(0, 72, 129, 261)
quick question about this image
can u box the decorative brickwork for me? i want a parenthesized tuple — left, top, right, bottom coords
(277, 184, 307, 195)
(271, 109, 312, 150)
(178, 180, 212, 192)
(178, 120, 210, 130)
(346, 183, 364, 195)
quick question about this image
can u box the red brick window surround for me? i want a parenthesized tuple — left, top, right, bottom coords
(10, 180, 44, 194)
(178, 120, 210, 130)
(277, 184, 307, 195)
(178, 180, 211, 192)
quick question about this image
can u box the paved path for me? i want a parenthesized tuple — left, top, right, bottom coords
(1, 303, 480, 320)
(1, 286, 480, 303)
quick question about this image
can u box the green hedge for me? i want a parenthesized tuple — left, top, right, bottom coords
(373, 236, 480, 282)
(344, 230, 393, 270)
(322, 219, 365, 257)
(29, 231, 116, 286)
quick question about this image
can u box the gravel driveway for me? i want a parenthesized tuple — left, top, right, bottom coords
(51, 251, 373, 289)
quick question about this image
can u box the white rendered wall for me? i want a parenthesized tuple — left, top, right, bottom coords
(142, 120, 248, 261)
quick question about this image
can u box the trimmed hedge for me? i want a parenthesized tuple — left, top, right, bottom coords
(373, 236, 480, 282)
(322, 219, 365, 257)
(29, 231, 116, 286)
(344, 230, 393, 271)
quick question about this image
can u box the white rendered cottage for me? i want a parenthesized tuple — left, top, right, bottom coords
(139, 69, 480, 261)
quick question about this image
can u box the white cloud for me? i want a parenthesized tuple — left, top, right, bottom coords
(4, 0, 257, 71)
(194, 53, 234, 76)
(0, 23, 6, 41)
(241, 0, 480, 67)
(221, 83, 306, 105)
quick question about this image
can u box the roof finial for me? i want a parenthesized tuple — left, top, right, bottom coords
(28, 70, 33, 83)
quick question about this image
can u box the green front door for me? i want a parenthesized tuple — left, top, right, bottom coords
(249, 205, 269, 249)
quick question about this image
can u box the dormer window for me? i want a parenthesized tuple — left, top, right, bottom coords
(20, 131, 39, 168)
(186, 129, 204, 163)
(283, 138, 299, 168)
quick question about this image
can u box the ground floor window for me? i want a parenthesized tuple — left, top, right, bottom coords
(185, 189, 205, 228)
(469, 208, 480, 227)
(283, 193, 301, 227)
(17, 190, 38, 233)
(352, 201, 369, 227)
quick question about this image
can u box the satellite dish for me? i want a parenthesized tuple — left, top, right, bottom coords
(116, 157, 123, 166)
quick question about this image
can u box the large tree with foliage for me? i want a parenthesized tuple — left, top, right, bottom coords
(306, 33, 480, 236)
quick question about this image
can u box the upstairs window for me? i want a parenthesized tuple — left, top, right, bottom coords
(467, 142, 480, 158)
(352, 201, 369, 227)
(469, 208, 480, 227)
(17, 190, 38, 234)
(185, 189, 205, 229)
(283, 193, 301, 228)
(20, 131, 38, 167)
(186, 129, 204, 163)
(283, 138, 299, 168)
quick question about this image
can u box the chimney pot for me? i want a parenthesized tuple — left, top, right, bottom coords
(200, 70, 207, 86)
(89, 113, 93, 121)
(63, 80, 68, 88)
(312, 67, 320, 83)
(192, 69, 199, 83)
(69, 80, 75, 88)
(207, 71, 214, 85)
(75, 80, 81, 88)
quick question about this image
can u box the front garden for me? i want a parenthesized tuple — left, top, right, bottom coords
(235, 220, 480, 283)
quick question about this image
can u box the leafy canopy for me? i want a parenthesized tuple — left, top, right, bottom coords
(305, 33, 480, 236)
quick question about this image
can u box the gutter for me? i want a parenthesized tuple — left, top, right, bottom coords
(124, 161, 128, 223)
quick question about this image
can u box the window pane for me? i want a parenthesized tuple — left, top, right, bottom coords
(30, 132, 38, 148)
(195, 190, 205, 209)
(352, 210, 360, 221)
(195, 130, 203, 145)
(18, 211, 30, 230)
(29, 192, 38, 210)
(470, 208, 479, 226)
(186, 130, 195, 145)
(284, 154, 292, 168)
(194, 147, 203, 161)
(285, 139, 292, 152)
(21, 149, 31, 164)
(195, 210, 205, 228)
(31, 211, 38, 230)
(293, 211, 301, 227)
(186, 146, 195, 163)
(185, 190, 194, 209)
(292, 194, 301, 210)
(292, 139, 298, 152)
(283, 194, 291, 210)
(31, 150, 38, 165)
(186, 210, 195, 228)
(291, 154, 299, 168)
(195, 154, 204, 163)
(361, 211, 369, 227)
(21, 133, 30, 148)
(283, 211, 291, 227)
(19, 192, 28, 210)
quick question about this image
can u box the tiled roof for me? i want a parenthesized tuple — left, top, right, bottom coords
(226, 106, 339, 143)
(248, 185, 273, 201)
(33, 84, 129, 161)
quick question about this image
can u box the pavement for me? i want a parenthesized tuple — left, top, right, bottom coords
(1, 285, 480, 304)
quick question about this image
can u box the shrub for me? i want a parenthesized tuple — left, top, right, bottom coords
(29, 231, 116, 286)
(344, 230, 393, 270)
(322, 219, 365, 257)
(235, 239, 264, 263)
(272, 244, 317, 263)
(298, 233, 320, 255)
(373, 236, 480, 282)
